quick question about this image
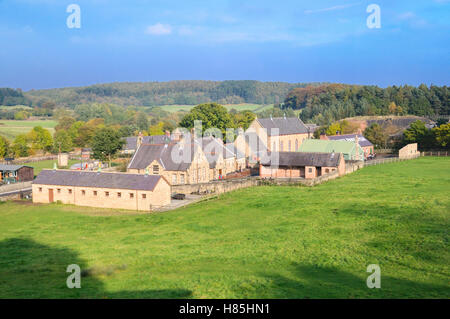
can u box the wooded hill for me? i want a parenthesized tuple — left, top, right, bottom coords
(283, 84, 449, 125)
(23, 80, 322, 108)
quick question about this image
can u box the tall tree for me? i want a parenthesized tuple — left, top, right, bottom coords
(91, 128, 125, 167)
(179, 103, 233, 137)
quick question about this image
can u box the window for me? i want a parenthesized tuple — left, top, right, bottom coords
(68, 189, 72, 194)
(280, 141, 284, 152)
(57, 189, 61, 193)
(142, 194, 146, 199)
(325, 169, 330, 173)
(130, 193, 134, 199)
(180, 174, 185, 184)
(308, 168, 312, 173)
(172, 174, 177, 185)
(105, 191, 109, 197)
(288, 140, 291, 152)
(93, 191, 97, 196)
(39, 187, 42, 192)
(82, 190, 86, 195)
(295, 139, 298, 151)
(152, 165, 159, 174)
(117, 192, 121, 198)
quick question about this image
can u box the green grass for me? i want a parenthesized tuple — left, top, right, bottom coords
(25, 159, 79, 176)
(0, 119, 57, 140)
(0, 157, 449, 298)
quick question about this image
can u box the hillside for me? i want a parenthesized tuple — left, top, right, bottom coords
(24, 80, 324, 108)
(0, 157, 448, 298)
(284, 84, 449, 124)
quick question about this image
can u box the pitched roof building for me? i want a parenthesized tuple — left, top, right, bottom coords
(259, 151, 345, 179)
(32, 170, 171, 211)
(298, 139, 364, 161)
(323, 134, 374, 158)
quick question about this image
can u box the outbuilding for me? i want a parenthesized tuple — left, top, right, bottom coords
(32, 170, 171, 211)
(0, 165, 34, 184)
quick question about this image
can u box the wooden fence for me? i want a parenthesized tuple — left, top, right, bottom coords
(421, 151, 449, 157)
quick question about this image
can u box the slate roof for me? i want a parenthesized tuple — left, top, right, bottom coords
(327, 134, 373, 147)
(0, 165, 32, 171)
(257, 117, 309, 136)
(260, 152, 343, 167)
(33, 170, 162, 191)
(225, 143, 245, 159)
(128, 143, 197, 171)
(123, 135, 170, 151)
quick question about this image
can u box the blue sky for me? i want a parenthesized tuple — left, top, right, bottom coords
(0, 0, 449, 90)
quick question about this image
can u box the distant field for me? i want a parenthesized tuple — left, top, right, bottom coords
(0, 157, 448, 298)
(0, 119, 57, 141)
(157, 104, 273, 113)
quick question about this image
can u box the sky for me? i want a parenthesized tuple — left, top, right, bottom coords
(0, 0, 449, 90)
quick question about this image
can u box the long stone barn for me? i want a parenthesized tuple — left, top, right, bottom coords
(32, 170, 171, 211)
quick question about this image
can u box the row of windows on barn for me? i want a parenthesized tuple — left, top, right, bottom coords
(38, 187, 148, 199)
(272, 138, 306, 152)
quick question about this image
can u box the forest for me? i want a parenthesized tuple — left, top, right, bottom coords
(283, 84, 449, 125)
(24, 80, 322, 107)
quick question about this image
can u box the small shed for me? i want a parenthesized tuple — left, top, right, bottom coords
(0, 165, 34, 184)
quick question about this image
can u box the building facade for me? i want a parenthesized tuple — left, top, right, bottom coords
(32, 170, 171, 211)
(259, 152, 345, 179)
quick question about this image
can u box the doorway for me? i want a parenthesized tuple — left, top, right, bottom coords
(48, 189, 54, 203)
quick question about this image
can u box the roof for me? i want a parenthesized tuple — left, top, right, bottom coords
(261, 152, 343, 167)
(33, 170, 163, 191)
(257, 117, 309, 136)
(197, 137, 224, 168)
(298, 139, 359, 154)
(225, 143, 245, 159)
(327, 134, 373, 147)
(123, 135, 170, 151)
(0, 165, 32, 171)
(128, 143, 197, 171)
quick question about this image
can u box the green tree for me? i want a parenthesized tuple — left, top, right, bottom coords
(91, 128, 125, 167)
(11, 134, 30, 157)
(27, 126, 53, 153)
(363, 123, 388, 149)
(53, 130, 73, 153)
(325, 122, 341, 136)
(403, 120, 435, 150)
(0, 135, 10, 159)
(179, 103, 233, 136)
(433, 123, 450, 149)
(148, 122, 165, 135)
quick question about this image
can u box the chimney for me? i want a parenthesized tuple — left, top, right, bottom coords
(355, 134, 360, 161)
(137, 131, 143, 149)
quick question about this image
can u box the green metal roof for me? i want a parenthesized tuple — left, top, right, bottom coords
(298, 139, 364, 160)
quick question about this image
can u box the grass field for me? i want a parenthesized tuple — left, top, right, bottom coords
(0, 119, 57, 140)
(24, 159, 79, 176)
(0, 157, 448, 298)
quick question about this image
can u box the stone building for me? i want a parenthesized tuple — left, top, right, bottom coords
(235, 116, 311, 161)
(298, 139, 365, 161)
(32, 170, 171, 211)
(323, 134, 374, 158)
(127, 142, 210, 185)
(399, 143, 420, 159)
(259, 152, 345, 179)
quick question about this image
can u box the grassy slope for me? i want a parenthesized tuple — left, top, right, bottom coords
(0, 157, 449, 298)
(0, 119, 57, 141)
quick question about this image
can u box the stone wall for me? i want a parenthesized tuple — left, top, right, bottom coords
(172, 177, 259, 195)
(0, 181, 32, 194)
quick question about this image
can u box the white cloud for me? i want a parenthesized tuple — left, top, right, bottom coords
(304, 2, 361, 14)
(145, 23, 172, 35)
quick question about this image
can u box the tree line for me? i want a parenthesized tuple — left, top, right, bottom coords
(23, 80, 323, 107)
(284, 84, 449, 125)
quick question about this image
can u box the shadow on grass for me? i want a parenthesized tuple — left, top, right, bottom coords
(0, 238, 192, 299)
(260, 263, 449, 299)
